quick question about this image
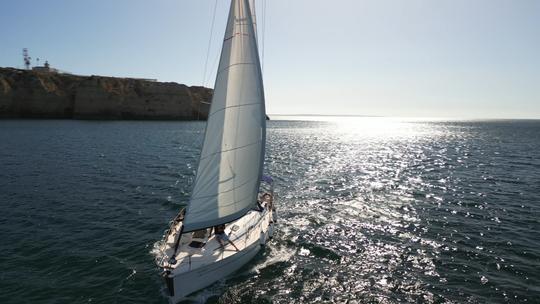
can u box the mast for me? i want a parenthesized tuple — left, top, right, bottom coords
(182, 0, 266, 233)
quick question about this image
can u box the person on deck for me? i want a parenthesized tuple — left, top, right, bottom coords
(214, 224, 239, 251)
(256, 199, 264, 212)
(261, 193, 273, 210)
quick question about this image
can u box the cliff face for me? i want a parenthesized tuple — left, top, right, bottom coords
(0, 67, 212, 120)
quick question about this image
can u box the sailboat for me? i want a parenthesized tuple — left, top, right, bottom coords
(155, 0, 275, 302)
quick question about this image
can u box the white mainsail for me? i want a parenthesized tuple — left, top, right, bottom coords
(183, 0, 266, 233)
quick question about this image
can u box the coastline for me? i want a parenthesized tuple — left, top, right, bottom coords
(0, 67, 212, 120)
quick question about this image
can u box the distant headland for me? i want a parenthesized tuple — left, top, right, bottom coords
(0, 67, 213, 120)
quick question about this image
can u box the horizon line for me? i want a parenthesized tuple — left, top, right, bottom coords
(267, 114, 540, 120)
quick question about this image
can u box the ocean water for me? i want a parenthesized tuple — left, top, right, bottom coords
(0, 118, 539, 303)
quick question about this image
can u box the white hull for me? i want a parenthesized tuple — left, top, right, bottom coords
(165, 240, 262, 303)
(159, 206, 275, 303)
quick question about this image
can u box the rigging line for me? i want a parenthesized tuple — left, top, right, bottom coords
(261, 0, 267, 73)
(205, 48, 221, 86)
(203, 0, 219, 87)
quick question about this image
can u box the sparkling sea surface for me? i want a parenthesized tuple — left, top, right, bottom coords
(1, 118, 539, 303)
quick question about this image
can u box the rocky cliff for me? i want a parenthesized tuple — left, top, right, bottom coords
(0, 67, 212, 120)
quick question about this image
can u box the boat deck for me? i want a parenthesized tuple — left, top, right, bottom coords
(159, 205, 272, 275)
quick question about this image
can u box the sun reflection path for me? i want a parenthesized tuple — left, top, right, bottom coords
(213, 117, 465, 303)
(205, 118, 535, 303)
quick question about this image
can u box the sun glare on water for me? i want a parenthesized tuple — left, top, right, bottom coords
(272, 116, 448, 140)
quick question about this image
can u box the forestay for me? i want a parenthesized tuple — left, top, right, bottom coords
(183, 0, 266, 233)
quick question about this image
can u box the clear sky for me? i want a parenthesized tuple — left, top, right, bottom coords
(1, 0, 539, 119)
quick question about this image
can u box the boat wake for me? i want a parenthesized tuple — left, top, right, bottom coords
(250, 244, 295, 274)
(150, 239, 166, 265)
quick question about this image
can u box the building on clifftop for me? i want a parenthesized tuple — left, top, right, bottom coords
(32, 60, 58, 73)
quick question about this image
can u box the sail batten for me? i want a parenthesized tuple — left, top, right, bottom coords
(183, 0, 265, 233)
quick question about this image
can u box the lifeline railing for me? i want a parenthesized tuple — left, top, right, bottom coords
(161, 208, 268, 272)
(164, 208, 186, 241)
(158, 208, 186, 268)
(159, 179, 275, 270)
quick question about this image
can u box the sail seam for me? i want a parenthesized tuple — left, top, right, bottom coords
(207, 101, 261, 119)
(199, 139, 261, 162)
(224, 33, 250, 42)
(192, 180, 251, 204)
(191, 176, 254, 201)
(216, 62, 255, 76)
(190, 189, 255, 214)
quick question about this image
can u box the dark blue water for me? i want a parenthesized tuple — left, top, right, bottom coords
(1, 118, 539, 303)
